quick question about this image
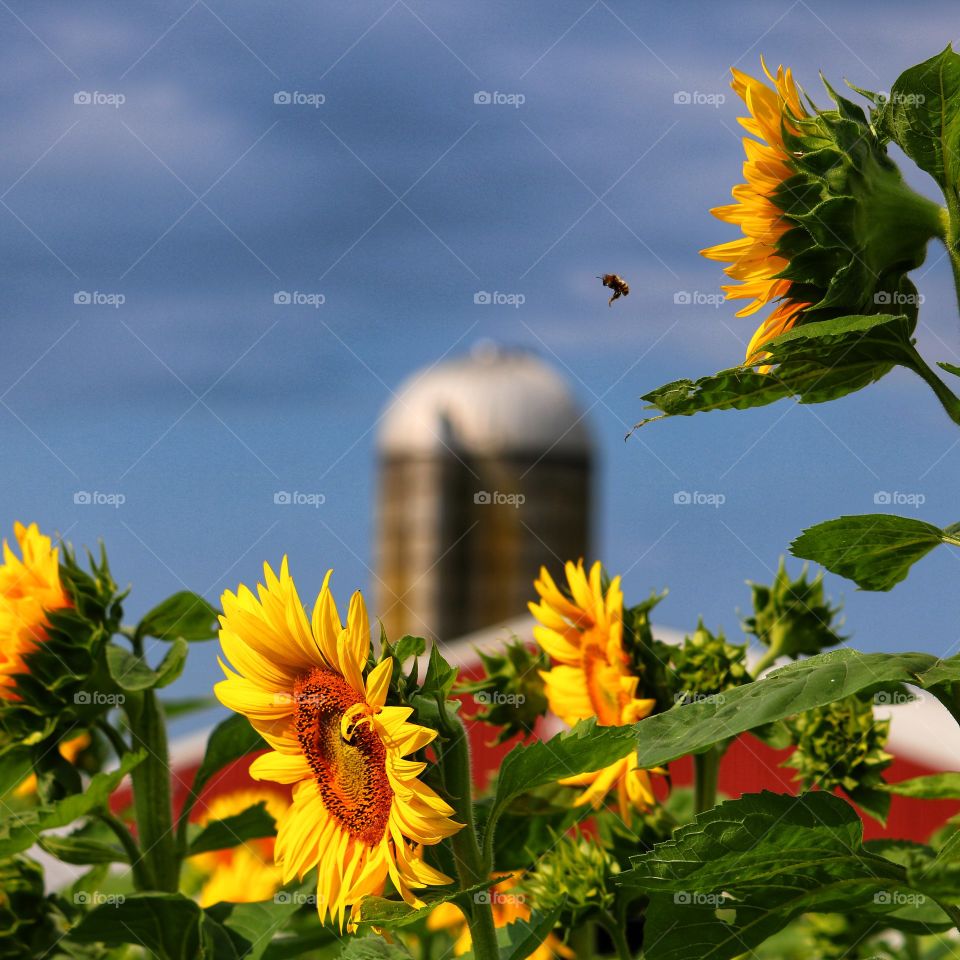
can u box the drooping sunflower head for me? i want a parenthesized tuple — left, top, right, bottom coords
(0, 523, 70, 701)
(215, 560, 461, 928)
(190, 787, 289, 908)
(703, 59, 943, 364)
(530, 561, 659, 821)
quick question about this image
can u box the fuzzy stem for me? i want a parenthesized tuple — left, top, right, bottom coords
(127, 691, 179, 892)
(97, 810, 153, 891)
(600, 911, 633, 960)
(903, 343, 960, 427)
(693, 746, 721, 815)
(443, 714, 498, 960)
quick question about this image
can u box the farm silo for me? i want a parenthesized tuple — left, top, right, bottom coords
(375, 342, 594, 642)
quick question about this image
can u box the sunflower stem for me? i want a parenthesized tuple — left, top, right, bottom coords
(903, 343, 960, 427)
(443, 714, 499, 960)
(693, 745, 721, 815)
(127, 690, 179, 892)
(96, 809, 153, 890)
(600, 911, 633, 960)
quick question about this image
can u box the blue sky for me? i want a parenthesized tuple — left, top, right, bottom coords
(2, 0, 960, 714)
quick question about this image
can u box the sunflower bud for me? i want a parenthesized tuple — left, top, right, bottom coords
(671, 620, 748, 704)
(460, 638, 549, 744)
(0, 856, 58, 960)
(743, 558, 843, 660)
(784, 695, 892, 820)
(520, 831, 619, 920)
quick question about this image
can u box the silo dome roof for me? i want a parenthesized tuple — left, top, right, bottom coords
(378, 342, 593, 456)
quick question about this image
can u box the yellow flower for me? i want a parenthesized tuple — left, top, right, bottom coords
(215, 559, 461, 928)
(14, 733, 90, 797)
(426, 874, 573, 959)
(701, 60, 812, 364)
(0, 522, 70, 700)
(191, 787, 289, 907)
(530, 561, 658, 821)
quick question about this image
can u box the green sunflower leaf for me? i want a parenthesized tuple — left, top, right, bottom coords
(635, 313, 913, 428)
(881, 772, 960, 799)
(0, 750, 144, 857)
(632, 649, 942, 769)
(619, 791, 945, 960)
(338, 937, 413, 959)
(485, 719, 637, 849)
(105, 637, 188, 692)
(356, 879, 493, 928)
(498, 906, 564, 960)
(790, 514, 957, 590)
(137, 591, 220, 642)
(190, 714, 266, 801)
(876, 45, 960, 202)
(187, 802, 277, 856)
(38, 833, 128, 865)
(67, 893, 207, 960)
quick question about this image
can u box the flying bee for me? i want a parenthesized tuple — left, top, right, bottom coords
(598, 273, 630, 306)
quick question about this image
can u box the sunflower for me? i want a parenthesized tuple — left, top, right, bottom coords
(701, 61, 812, 363)
(0, 522, 70, 700)
(530, 561, 658, 821)
(190, 787, 289, 907)
(426, 874, 573, 959)
(215, 560, 461, 927)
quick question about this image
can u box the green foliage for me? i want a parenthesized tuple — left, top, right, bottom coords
(621, 590, 678, 713)
(783, 695, 893, 822)
(496, 908, 565, 960)
(670, 620, 748, 704)
(519, 831, 619, 920)
(791, 515, 960, 590)
(187, 802, 277, 856)
(137, 591, 220, 642)
(743, 558, 844, 658)
(0, 751, 144, 858)
(619, 791, 947, 960)
(106, 636, 188, 691)
(875, 45, 960, 206)
(0, 855, 59, 960)
(633, 649, 949, 768)
(457, 638, 549, 743)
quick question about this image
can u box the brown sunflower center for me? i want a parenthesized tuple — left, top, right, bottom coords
(293, 667, 393, 846)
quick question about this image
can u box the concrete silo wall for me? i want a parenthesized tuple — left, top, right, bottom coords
(375, 451, 591, 642)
